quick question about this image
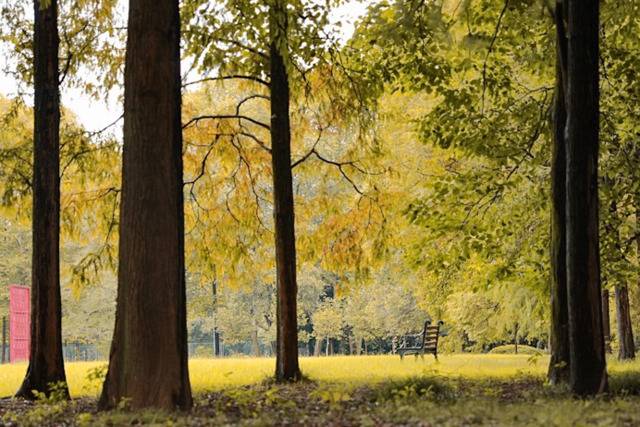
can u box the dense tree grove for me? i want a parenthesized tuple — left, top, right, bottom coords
(0, 0, 638, 410)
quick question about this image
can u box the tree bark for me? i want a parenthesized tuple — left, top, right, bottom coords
(270, 0, 301, 382)
(15, 0, 68, 400)
(615, 286, 635, 360)
(565, 0, 608, 395)
(548, 0, 570, 386)
(98, 0, 192, 410)
(602, 290, 612, 354)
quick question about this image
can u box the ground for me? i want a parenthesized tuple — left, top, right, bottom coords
(1, 355, 639, 426)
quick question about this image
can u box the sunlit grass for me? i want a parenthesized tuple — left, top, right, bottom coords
(1, 354, 639, 398)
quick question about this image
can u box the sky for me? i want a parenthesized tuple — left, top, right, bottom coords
(0, 1, 371, 133)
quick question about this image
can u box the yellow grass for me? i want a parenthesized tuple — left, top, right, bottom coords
(1, 354, 638, 398)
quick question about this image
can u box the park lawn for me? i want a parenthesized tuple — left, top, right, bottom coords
(0, 354, 550, 398)
(2, 355, 640, 426)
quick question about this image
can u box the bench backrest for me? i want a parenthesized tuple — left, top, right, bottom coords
(421, 320, 443, 353)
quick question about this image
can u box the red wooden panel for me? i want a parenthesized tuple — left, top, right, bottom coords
(9, 285, 30, 362)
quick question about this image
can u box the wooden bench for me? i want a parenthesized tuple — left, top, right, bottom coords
(398, 320, 444, 360)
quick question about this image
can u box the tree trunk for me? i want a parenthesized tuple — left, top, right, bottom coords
(602, 290, 612, 354)
(16, 0, 68, 400)
(548, 0, 570, 386)
(270, 0, 300, 382)
(251, 327, 261, 357)
(98, 0, 192, 410)
(615, 286, 635, 360)
(565, 0, 607, 395)
(514, 323, 519, 354)
(212, 279, 220, 357)
(2, 316, 6, 364)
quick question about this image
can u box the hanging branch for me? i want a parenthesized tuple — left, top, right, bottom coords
(481, 0, 510, 114)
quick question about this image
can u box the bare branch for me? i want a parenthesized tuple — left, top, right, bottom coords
(183, 114, 270, 131)
(236, 94, 270, 115)
(183, 75, 270, 88)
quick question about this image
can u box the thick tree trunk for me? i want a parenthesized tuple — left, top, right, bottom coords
(565, 0, 607, 395)
(270, 0, 301, 382)
(602, 290, 612, 354)
(615, 286, 635, 360)
(16, 0, 68, 400)
(548, 0, 570, 385)
(98, 0, 192, 410)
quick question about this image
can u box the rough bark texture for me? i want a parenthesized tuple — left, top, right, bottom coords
(602, 290, 612, 354)
(270, 0, 301, 382)
(565, 0, 608, 395)
(615, 286, 635, 360)
(98, 0, 192, 410)
(15, 0, 68, 400)
(548, 0, 570, 385)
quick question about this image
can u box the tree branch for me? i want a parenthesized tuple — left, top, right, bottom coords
(183, 114, 270, 131)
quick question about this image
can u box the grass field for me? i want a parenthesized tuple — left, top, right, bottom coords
(2, 355, 640, 426)
(0, 354, 553, 398)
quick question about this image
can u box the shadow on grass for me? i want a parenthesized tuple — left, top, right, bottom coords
(610, 368, 640, 396)
(371, 375, 456, 403)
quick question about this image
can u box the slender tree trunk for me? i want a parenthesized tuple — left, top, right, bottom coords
(270, 0, 300, 382)
(602, 290, 612, 354)
(16, 0, 68, 400)
(615, 286, 635, 360)
(514, 323, 519, 354)
(565, 0, 607, 395)
(2, 316, 6, 364)
(98, 0, 191, 410)
(548, 0, 571, 387)
(251, 327, 261, 357)
(212, 280, 220, 357)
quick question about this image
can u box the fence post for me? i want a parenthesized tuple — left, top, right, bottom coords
(1, 316, 6, 364)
